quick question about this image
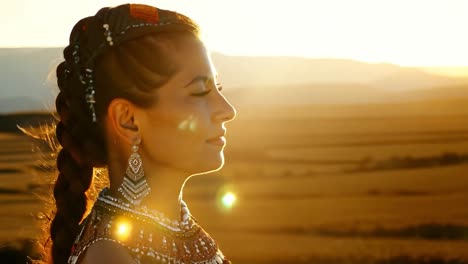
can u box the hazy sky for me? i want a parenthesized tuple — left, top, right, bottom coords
(1, 0, 468, 67)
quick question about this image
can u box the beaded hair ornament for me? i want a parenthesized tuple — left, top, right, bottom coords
(64, 4, 199, 122)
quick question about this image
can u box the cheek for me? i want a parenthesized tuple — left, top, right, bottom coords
(141, 107, 210, 162)
(159, 99, 211, 140)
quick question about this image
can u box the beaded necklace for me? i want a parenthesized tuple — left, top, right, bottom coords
(68, 188, 230, 264)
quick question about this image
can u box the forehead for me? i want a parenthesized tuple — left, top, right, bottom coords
(170, 37, 217, 78)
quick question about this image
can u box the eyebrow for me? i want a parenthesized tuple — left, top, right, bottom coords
(184, 74, 220, 88)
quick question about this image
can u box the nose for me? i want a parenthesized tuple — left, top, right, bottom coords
(212, 92, 237, 123)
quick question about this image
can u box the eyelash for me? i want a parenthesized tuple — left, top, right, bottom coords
(192, 84, 223, 97)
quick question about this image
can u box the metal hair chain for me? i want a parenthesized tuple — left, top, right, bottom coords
(71, 39, 98, 123)
(103, 24, 114, 46)
(75, 23, 112, 123)
(83, 68, 97, 122)
(71, 11, 198, 123)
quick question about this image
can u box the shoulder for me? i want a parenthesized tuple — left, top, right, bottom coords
(78, 240, 135, 264)
(68, 201, 137, 264)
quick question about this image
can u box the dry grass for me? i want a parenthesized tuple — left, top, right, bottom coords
(1, 100, 468, 263)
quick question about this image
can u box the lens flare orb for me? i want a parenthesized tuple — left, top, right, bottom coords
(221, 192, 236, 209)
(115, 220, 132, 241)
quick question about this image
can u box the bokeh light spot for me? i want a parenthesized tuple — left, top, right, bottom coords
(221, 192, 236, 209)
(115, 220, 132, 241)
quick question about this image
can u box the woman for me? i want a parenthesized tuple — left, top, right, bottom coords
(49, 3, 236, 264)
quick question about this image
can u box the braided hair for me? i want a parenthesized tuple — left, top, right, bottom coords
(46, 4, 200, 264)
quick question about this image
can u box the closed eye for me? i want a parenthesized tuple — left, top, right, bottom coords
(192, 90, 211, 97)
(191, 83, 223, 97)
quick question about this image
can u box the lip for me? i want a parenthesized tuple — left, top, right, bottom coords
(207, 131, 226, 141)
(206, 136, 226, 146)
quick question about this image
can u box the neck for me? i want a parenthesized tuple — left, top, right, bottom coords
(140, 166, 190, 221)
(108, 165, 190, 222)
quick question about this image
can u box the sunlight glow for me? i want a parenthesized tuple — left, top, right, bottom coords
(197, 0, 468, 67)
(1, 0, 467, 67)
(178, 115, 197, 132)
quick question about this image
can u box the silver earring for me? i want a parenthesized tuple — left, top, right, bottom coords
(117, 140, 151, 206)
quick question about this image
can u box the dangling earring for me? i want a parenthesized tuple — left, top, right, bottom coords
(117, 138, 151, 206)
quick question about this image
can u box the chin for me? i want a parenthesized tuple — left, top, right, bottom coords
(207, 161, 225, 173)
(192, 160, 224, 176)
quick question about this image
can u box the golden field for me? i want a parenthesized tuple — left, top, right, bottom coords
(0, 99, 468, 263)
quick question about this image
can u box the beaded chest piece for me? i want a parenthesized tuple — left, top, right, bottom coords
(68, 188, 230, 264)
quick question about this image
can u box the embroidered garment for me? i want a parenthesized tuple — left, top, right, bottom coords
(68, 188, 230, 264)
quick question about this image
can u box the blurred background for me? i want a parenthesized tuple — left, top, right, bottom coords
(1, 0, 468, 263)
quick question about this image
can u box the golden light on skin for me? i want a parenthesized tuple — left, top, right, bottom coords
(114, 220, 132, 241)
(221, 192, 236, 209)
(177, 114, 197, 132)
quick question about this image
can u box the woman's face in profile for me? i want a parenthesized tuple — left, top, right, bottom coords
(137, 36, 237, 175)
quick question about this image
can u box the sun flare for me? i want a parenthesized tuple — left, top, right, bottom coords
(1, 0, 467, 69)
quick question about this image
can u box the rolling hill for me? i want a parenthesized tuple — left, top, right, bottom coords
(0, 48, 467, 113)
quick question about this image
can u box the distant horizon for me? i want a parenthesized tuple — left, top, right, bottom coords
(1, 46, 467, 77)
(1, 46, 468, 114)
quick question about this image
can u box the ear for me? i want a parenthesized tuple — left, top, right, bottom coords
(107, 98, 141, 145)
